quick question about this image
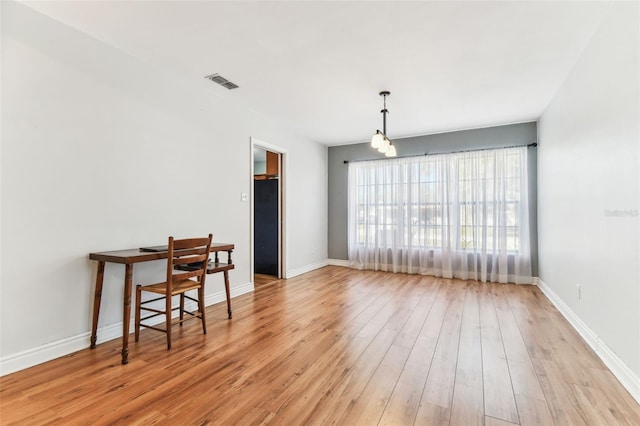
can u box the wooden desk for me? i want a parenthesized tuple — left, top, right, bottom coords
(89, 243, 234, 365)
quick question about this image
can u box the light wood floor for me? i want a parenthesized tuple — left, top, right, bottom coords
(254, 273, 280, 287)
(1, 266, 639, 425)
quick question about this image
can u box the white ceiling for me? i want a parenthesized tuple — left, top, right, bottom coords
(24, 1, 610, 145)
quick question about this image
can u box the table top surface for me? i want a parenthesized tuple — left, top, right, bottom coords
(89, 242, 234, 264)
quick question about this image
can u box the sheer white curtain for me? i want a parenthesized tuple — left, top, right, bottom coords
(348, 146, 532, 284)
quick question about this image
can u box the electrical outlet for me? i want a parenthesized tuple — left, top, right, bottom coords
(241, 192, 248, 202)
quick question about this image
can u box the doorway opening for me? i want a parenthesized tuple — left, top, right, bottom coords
(251, 138, 286, 288)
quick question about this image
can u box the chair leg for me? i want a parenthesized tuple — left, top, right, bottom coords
(198, 286, 207, 334)
(179, 293, 185, 326)
(135, 286, 141, 342)
(166, 294, 172, 350)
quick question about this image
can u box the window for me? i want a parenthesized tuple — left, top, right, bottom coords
(348, 146, 532, 284)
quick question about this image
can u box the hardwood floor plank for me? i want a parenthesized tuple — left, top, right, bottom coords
(392, 276, 442, 349)
(234, 406, 276, 426)
(254, 273, 279, 287)
(0, 392, 61, 425)
(479, 284, 520, 424)
(482, 356, 520, 425)
(491, 285, 534, 364)
(340, 279, 441, 425)
(162, 281, 362, 422)
(572, 384, 621, 425)
(530, 357, 588, 425)
(503, 288, 555, 362)
(450, 383, 484, 426)
(515, 395, 555, 426)
(519, 287, 603, 370)
(213, 322, 364, 423)
(317, 278, 425, 424)
(414, 279, 466, 423)
(111, 409, 168, 425)
(492, 285, 546, 402)
(507, 359, 546, 401)
(1, 267, 637, 425)
(587, 369, 640, 425)
(454, 282, 483, 390)
(378, 279, 451, 425)
(485, 415, 519, 426)
(413, 402, 451, 426)
(242, 305, 372, 416)
(449, 283, 484, 426)
(268, 274, 421, 425)
(262, 335, 371, 425)
(338, 343, 413, 425)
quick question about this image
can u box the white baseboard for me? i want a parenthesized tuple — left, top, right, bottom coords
(0, 331, 96, 378)
(537, 278, 640, 404)
(0, 281, 255, 377)
(285, 260, 328, 279)
(204, 280, 254, 306)
(327, 259, 349, 267)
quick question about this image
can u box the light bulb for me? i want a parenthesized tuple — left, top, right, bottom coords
(386, 144, 397, 157)
(371, 131, 384, 149)
(378, 136, 390, 153)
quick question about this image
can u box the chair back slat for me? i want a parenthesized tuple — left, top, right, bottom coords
(173, 237, 211, 250)
(172, 269, 205, 281)
(166, 234, 213, 289)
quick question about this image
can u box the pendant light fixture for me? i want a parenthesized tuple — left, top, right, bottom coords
(370, 91, 397, 157)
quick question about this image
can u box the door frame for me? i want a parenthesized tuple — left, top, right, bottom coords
(250, 137, 287, 282)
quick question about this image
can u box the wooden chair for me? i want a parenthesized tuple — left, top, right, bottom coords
(135, 234, 212, 349)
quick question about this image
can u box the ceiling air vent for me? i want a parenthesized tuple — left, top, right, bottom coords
(204, 73, 239, 90)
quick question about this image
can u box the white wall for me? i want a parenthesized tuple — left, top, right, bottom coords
(538, 0, 639, 383)
(0, 1, 327, 373)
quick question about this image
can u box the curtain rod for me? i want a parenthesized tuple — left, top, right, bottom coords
(343, 142, 537, 164)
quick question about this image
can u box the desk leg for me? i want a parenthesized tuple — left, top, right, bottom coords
(90, 261, 105, 349)
(121, 263, 133, 365)
(223, 270, 232, 319)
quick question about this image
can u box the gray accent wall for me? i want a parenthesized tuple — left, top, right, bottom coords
(328, 122, 539, 276)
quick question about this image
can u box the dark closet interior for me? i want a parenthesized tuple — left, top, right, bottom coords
(254, 149, 280, 278)
(254, 178, 278, 276)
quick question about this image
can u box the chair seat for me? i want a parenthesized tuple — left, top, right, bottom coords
(140, 278, 201, 295)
